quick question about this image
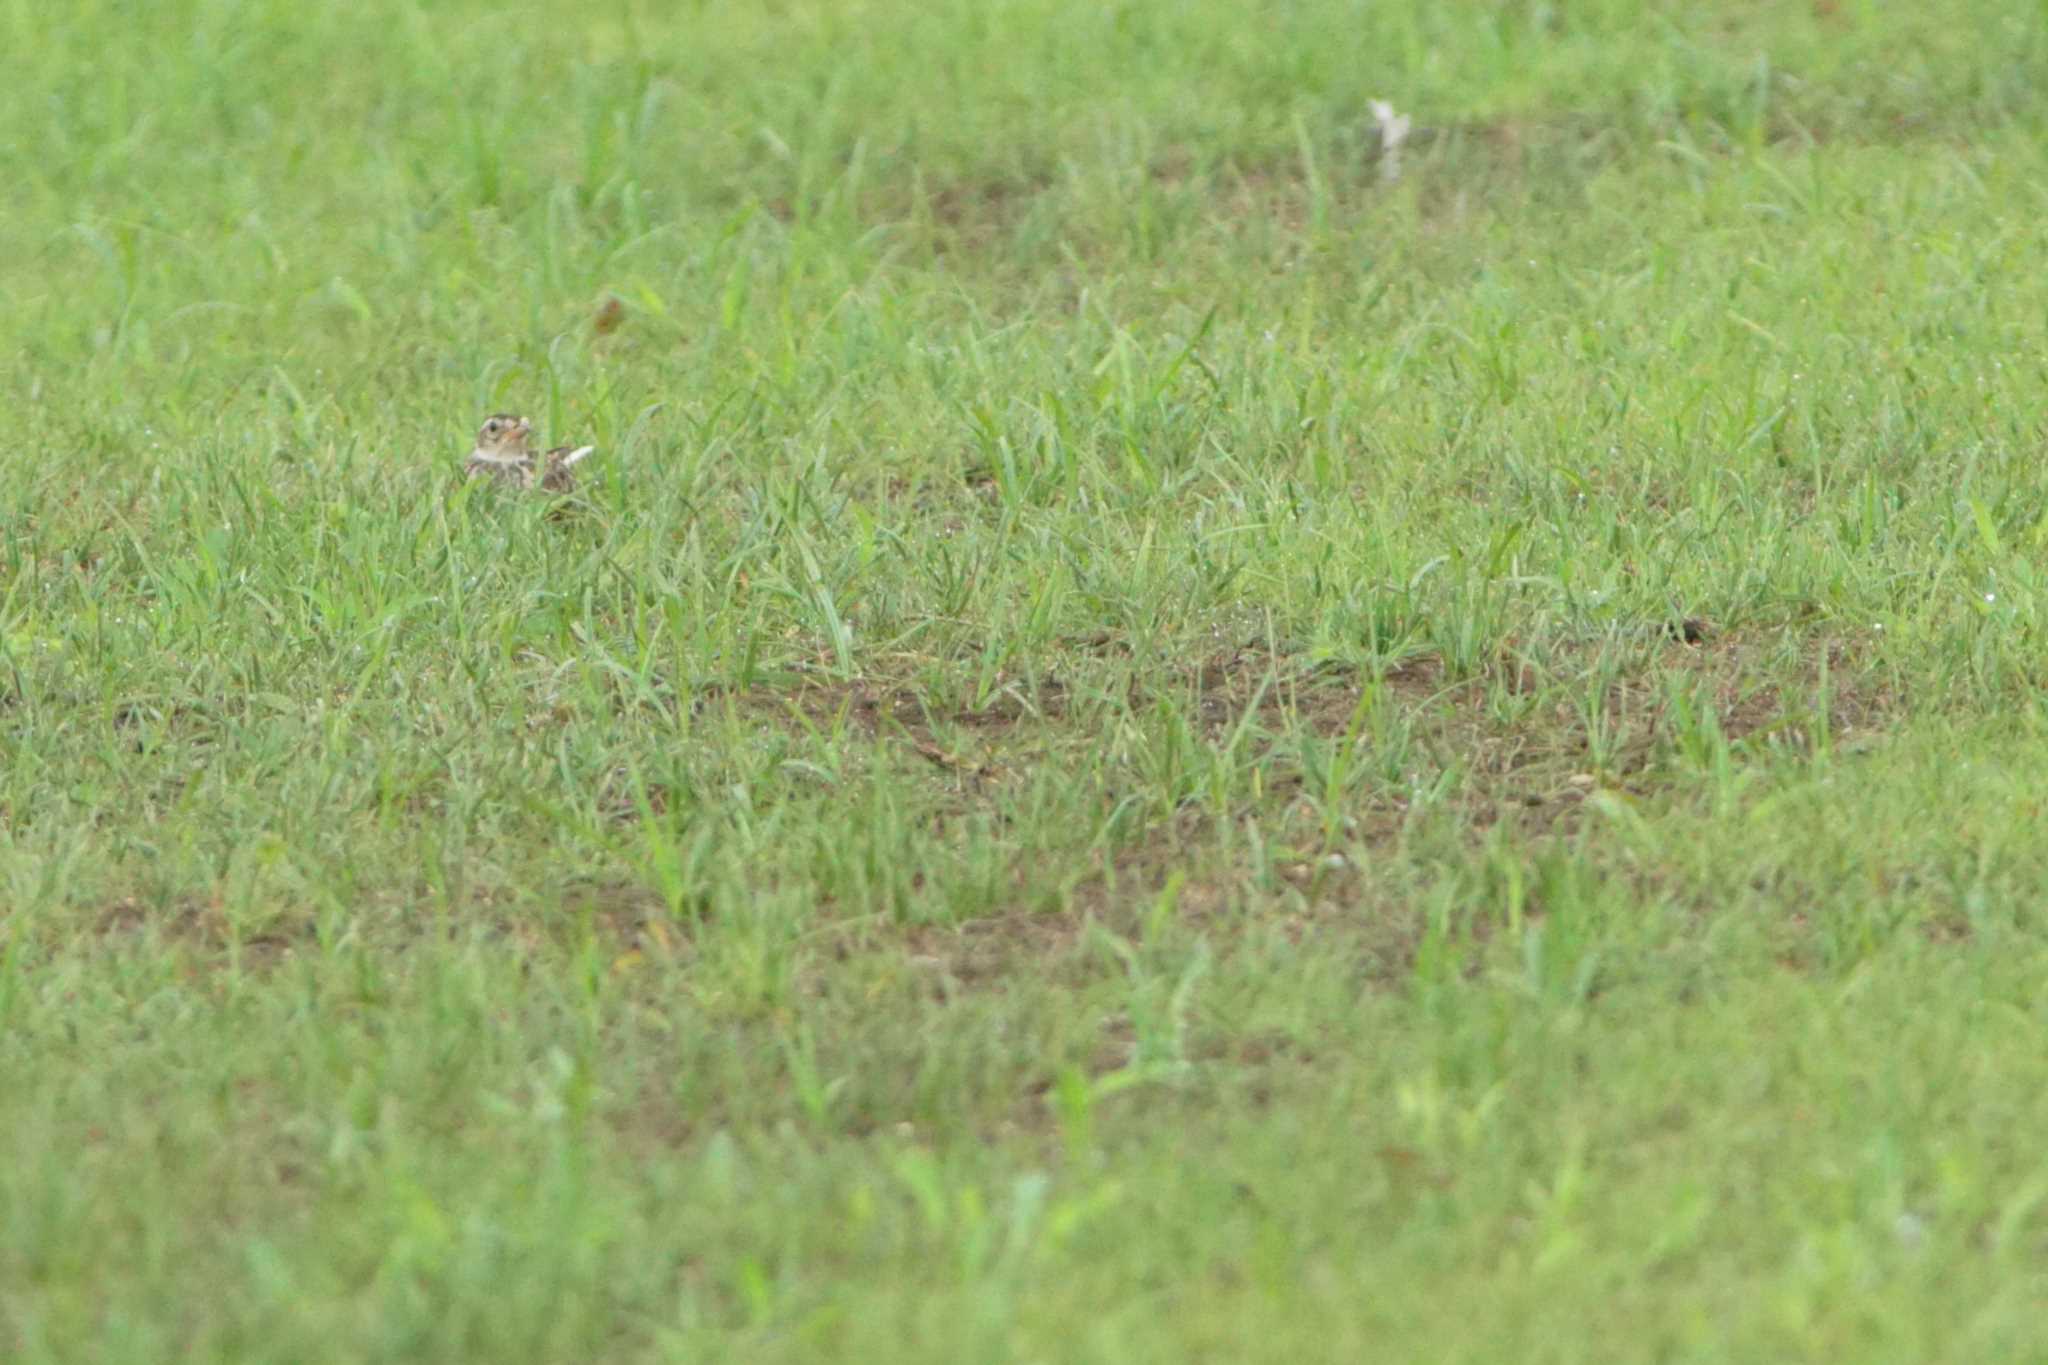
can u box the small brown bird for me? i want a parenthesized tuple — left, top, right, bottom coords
(464, 414, 595, 493)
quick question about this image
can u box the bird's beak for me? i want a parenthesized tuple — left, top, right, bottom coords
(516, 418, 533, 435)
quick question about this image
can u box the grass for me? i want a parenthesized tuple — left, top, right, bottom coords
(6, 0, 2048, 1358)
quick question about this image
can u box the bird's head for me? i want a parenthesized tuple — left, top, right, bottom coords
(473, 413, 533, 459)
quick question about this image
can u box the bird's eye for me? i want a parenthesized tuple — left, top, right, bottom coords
(484, 420, 499, 433)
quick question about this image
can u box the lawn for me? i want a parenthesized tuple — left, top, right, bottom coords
(6, 0, 2048, 1359)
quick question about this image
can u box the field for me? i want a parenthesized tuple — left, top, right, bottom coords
(6, 0, 2048, 1359)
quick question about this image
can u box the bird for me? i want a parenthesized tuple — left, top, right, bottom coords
(464, 414, 595, 493)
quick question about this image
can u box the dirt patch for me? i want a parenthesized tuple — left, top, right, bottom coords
(1418, 627, 1895, 830)
(924, 169, 1055, 232)
(79, 894, 311, 973)
(52, 625, 1896, 983)
(917, 624, 1902, 959)
(894, 908, 1092, 992)
(690, 623, 1897, 854)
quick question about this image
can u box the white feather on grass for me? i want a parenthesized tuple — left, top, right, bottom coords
(1370, 99, 1413, 183)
